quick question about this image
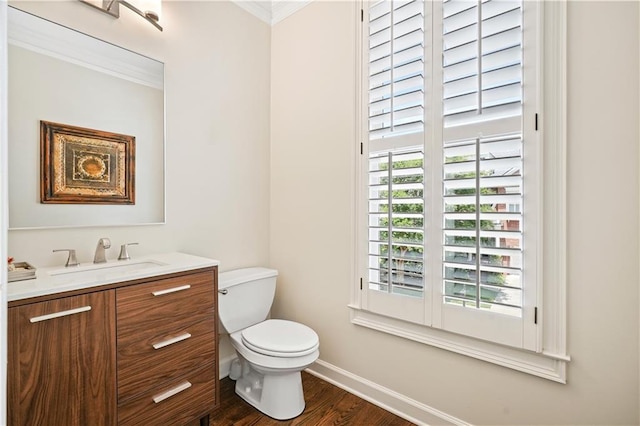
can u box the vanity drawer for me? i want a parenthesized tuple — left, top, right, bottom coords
(117, 283, 215, 352)
(116, 270, 215, 339)
(118, 364, 216, 426)
(117, 318, 216, 403)
(116, 270, 217, 403)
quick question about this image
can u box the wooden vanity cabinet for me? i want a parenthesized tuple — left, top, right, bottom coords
(7, 266, 219, 426)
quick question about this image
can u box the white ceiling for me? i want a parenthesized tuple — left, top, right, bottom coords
(232, 0, 313, 25)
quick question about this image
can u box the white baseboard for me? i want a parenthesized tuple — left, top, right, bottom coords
(219, 355, 469, 425)
(306, 359, 471, 426)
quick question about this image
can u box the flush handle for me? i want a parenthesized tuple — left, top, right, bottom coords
(218, 289, 228, 295)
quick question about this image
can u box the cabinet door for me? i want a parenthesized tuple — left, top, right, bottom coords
(8, 291, 116, 426)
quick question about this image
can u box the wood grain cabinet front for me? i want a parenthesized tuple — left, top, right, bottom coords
(117, 364, 216, 426)
(116, 270, 218, 420)
(8, 291, 117, 426)
(7, 266, 219, 426)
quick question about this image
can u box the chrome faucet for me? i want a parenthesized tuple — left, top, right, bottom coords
(94, 238, 111, 264)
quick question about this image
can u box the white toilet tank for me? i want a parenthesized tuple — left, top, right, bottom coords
(218, 267, 278, 334)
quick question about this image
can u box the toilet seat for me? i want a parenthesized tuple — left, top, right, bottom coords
(241, 319, 319, 358)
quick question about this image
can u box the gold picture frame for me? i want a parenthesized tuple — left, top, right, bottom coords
(40, 121, 135, 204)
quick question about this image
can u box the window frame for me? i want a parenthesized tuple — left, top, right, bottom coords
(350, 0, 569, 382)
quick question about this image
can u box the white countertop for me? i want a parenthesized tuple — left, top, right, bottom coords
(8, 252, 220, 302)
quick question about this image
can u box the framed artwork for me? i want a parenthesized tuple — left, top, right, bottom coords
(40, 120, 135, 204)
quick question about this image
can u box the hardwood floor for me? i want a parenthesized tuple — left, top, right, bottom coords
(209, 371, 415, 426)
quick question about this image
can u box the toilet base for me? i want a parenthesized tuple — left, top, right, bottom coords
(232, 358, 305, 420)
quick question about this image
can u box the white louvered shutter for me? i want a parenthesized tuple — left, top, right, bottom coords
(368, 0, 425, 142)
(440, 0, 524, 320)
(442, 0, 523, 130)
(362, 0, 537, 348)
(365, 0, 427, 323)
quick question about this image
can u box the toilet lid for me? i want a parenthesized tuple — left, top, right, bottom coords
(241, 319, 319, 358)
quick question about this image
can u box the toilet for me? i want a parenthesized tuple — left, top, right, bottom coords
(218, 267, 319, 420)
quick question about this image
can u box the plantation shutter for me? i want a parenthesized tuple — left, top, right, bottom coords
(437, 0, 530, 347)
(442, 0, 523, 132)
(368, 0, 425, 145)
(362, 0, 536, 348)
(365, 0, 427, 323)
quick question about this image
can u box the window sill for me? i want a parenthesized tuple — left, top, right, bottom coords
(349, 304, 570, 383)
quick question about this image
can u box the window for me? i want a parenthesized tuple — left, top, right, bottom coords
(353, 0, 569, 381)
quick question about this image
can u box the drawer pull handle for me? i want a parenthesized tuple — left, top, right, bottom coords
(152, 381, 192, 404)
(30, 306, 92, 323)
(152, 284, 191, 296)
(152, 332, 192, 350)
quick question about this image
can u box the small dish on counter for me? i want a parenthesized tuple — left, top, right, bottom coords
(8, 262, 37, 282)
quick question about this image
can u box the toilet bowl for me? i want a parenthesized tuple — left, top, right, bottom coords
(218, 268, 319, 420)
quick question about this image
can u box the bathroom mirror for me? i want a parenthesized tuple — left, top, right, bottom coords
(7, 7, 165, 229)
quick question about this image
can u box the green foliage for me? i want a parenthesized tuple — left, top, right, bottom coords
(373, 153, 509, 297)
(375, 157, 424, 288)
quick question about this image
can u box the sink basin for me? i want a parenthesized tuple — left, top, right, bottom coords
(49, 260, 166, 281)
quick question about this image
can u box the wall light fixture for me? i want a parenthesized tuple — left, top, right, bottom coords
(79, 0, 162, 31)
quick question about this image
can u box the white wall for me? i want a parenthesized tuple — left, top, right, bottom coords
(270, 1, 639, 424)
(7, 0, 271, 364)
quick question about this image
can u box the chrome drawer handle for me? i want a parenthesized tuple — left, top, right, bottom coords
(30, 306, 92, 323)
(152, 381, 192, 404)
(152, 284, 191, 296)
(152, 333, 192, 350)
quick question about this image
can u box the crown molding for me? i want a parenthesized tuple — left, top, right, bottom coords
(232, 0, 313, 26)
(271, 1, 312, 25)
(232, 1, 272, 25)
